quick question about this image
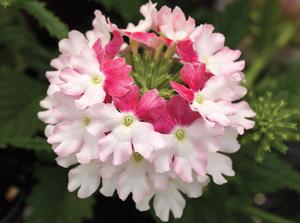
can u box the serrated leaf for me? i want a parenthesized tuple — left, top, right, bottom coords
(26, 167, 95, 223)
(0, 69, 46, 147)
(15, 0, 68, 39)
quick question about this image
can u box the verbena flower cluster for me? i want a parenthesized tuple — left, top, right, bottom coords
(38, 1, 255, 221)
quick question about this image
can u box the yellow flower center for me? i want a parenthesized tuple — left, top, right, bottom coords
(123, 115, 134, 127)
(196, 94, 204, 104)
(175, 129, 185, 140)
(83, 116, 91, 126)
(133, 152, 143, 162)
(92, 74, 102, 84)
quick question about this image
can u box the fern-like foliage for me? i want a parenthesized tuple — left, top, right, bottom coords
(244, 93, 300, 162)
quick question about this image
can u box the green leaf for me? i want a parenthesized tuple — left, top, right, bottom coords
(0, 8, 54, 73)
(3, 137, 51, 151)
(0, 0, 13, 8)
(0, 69, 46, 147)
(235, 149, 300, 194)
(213, 0, 251, 48)
(243, 93, 299, 161)
(97, 0, 143, 21)
(15, 0, 69, 39)
(26, 167, 95, 223)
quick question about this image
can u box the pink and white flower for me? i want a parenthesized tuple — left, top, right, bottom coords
(177, 24, 245, 76)
(59, 43, 132, 109)
(136, 173, 209, 222)
(39, 94, 103, 164)
(154, 6, 195, 42)
(87, 86, 165, 165)
(171, 63, 235, 126)
(152, 96, 223, 182)
(39, 3, 255, 222)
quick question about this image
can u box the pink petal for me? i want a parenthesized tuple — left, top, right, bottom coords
(167, 96, 200, 126)
(105, 31, 123, 59)
(135, 89, 166, 122)
(92, 39, 105, 64)
(177, 40, 198, 63)
(180, 63, 211, 91)
(128, 32, 162, 48)
(170, 81, 194, 102)
(113, 85, 140, 112)
(103, 58, 133, 97)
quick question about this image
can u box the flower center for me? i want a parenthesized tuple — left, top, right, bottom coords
(202, 56, 209, 65)
(196, 93, 204, 104)
(133, 152, 143, 162)
(123, 115, 134, 127)
(83, 116, 91, 126)
(91, 74, 103, 85)
(175, 129, 185, 140)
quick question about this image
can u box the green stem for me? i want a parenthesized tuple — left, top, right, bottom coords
(164, 43, 176, 59)
(130, 39, 138, 56)
(241, 206, 296, 223)
(245, 51, 269, 89)
(154, 41, 165, 61)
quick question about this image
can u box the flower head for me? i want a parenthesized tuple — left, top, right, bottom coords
(39, 3, 255, 222)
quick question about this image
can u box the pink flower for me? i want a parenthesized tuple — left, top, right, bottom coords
(86, 86, 166, 165)
(171, 63, 235, 126)
(152, 96, 223, 182)
(177, 24, 245, 76)
(154, 6, 195, 42)
(59, 43, 132, 109)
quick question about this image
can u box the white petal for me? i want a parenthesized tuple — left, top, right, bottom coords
(86, 103, 122, 135)
(100, 177, 116, 197)
(56, 154, 78, 168)
(153, 182, 186, 222)
(98, 133, 132, 165)
(217, 127, 240, 153)
(135, 191, 155, 212)
(68, 162, 101, 199)
(175, 177, 205, 198)
(76, 133, 101, 164)
(75, 85, 106, 109)
(116, 160, 150, 204)
(132, 121, 165, 159)
(207, 152, 235, 185)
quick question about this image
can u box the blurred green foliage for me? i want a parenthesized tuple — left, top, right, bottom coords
(0, 0, 300, 223)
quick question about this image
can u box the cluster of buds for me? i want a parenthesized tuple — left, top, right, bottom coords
(38, 1, 255, 221)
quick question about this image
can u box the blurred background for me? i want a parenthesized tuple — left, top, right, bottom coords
(0, 0, 300, 223)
